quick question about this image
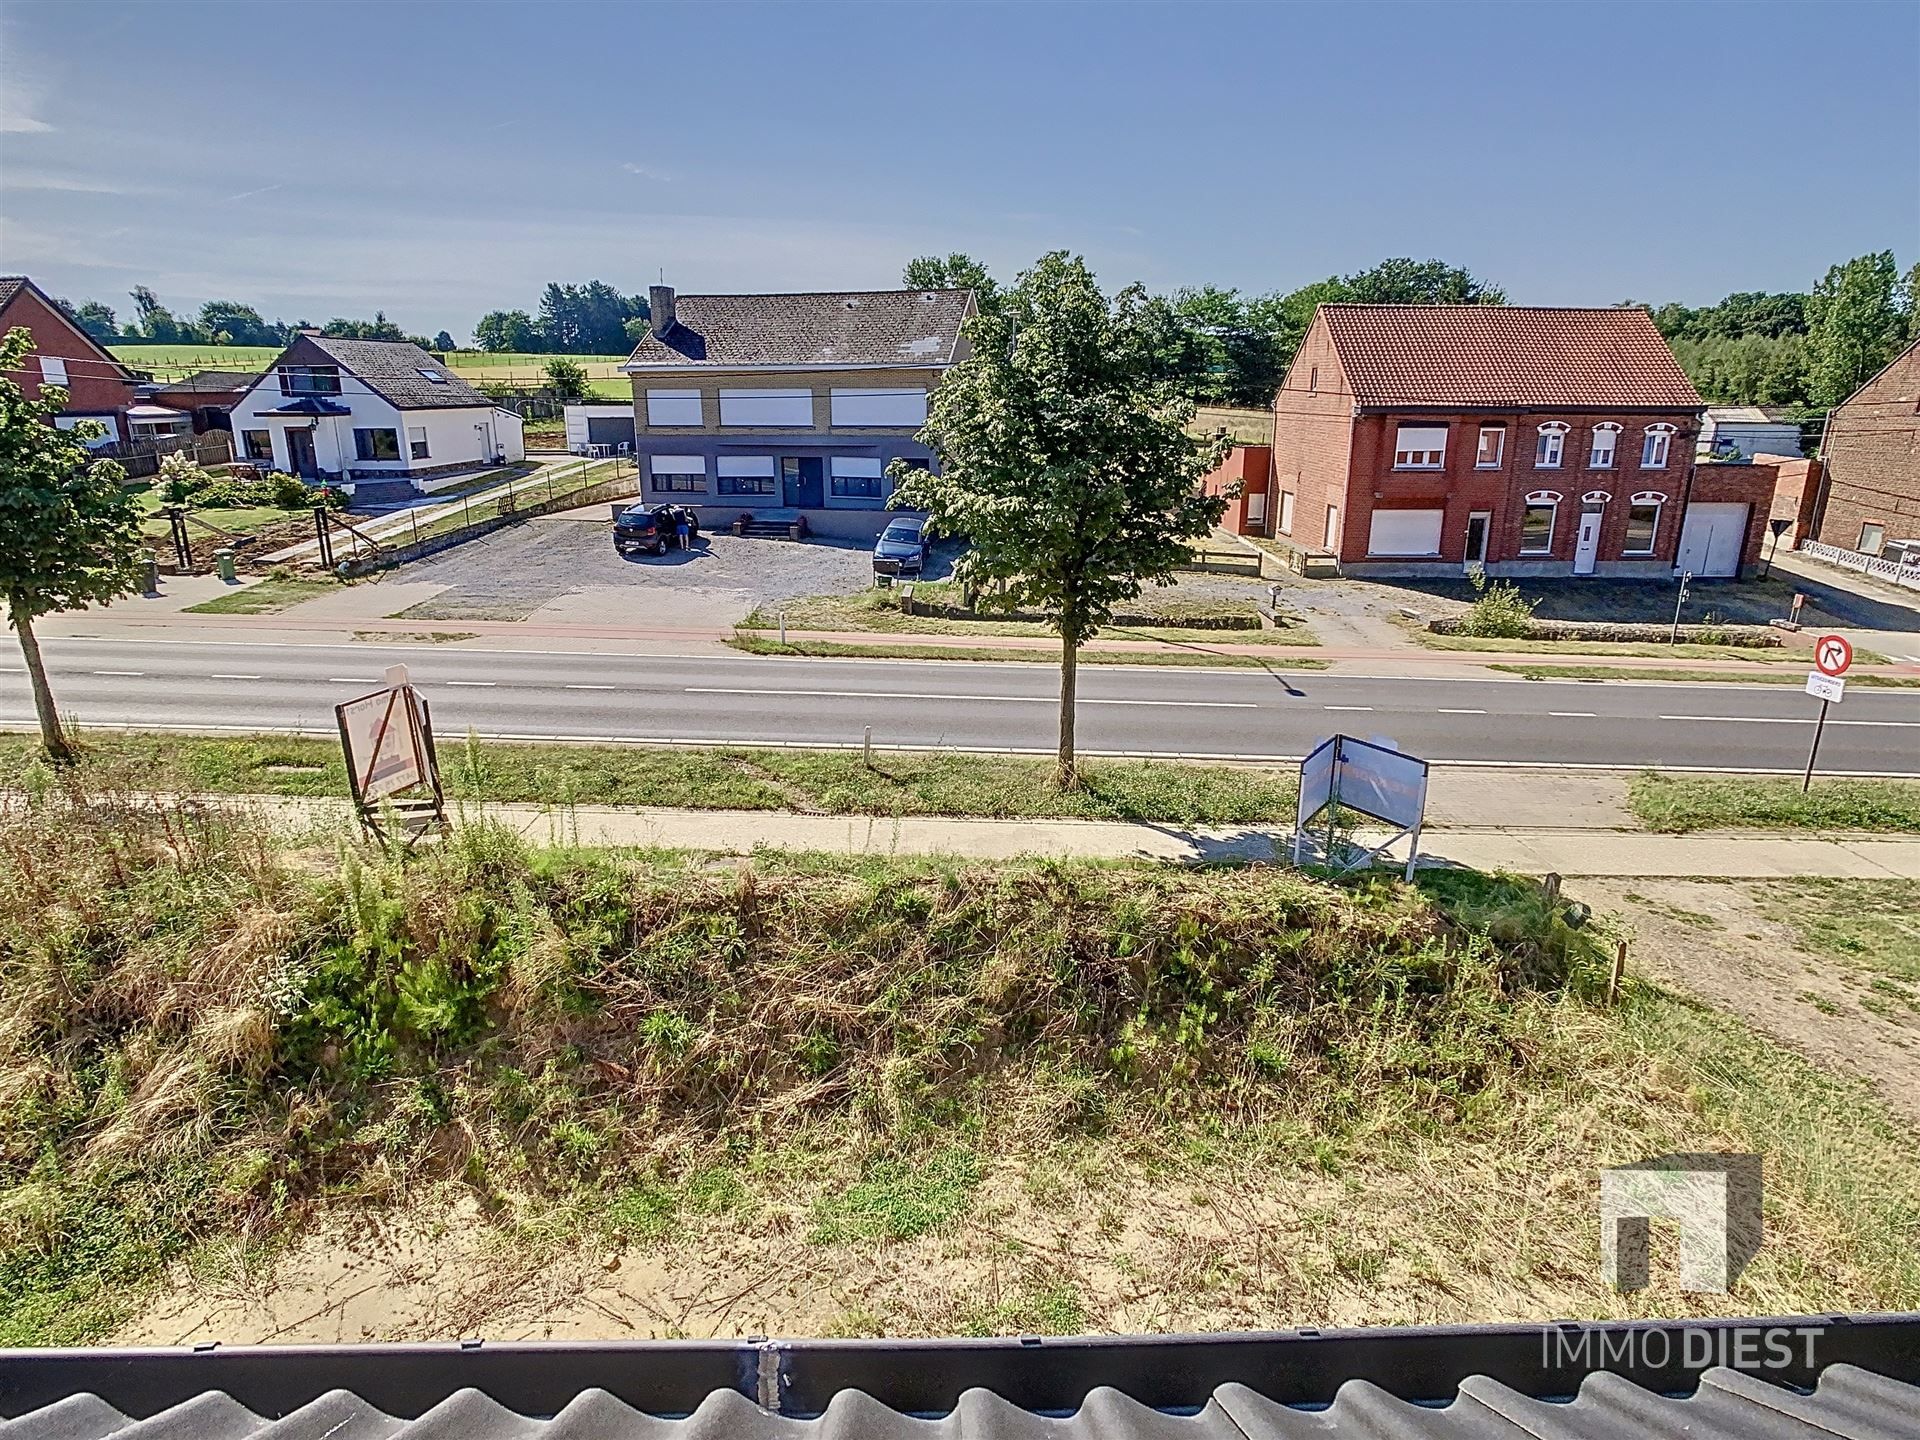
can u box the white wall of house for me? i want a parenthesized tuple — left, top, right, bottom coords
(229, 372, 521, 479)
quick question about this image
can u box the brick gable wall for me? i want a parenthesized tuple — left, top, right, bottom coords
(1266, 318, 1355, 552)
(0, 287, 138, 419)
(1813, 341, 1920, 552)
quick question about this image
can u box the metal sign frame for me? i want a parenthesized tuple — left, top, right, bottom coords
(335, 668, 447, 843)
(1291, 734, 1430, 881)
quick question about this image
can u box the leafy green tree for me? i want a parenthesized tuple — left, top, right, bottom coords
(1903, 262, 1920, 342)
(196, 300, 279, 346)
(474, 309, 540, 352)
(67, 300, 120, 342)
(128, 285, 204, 344)
(1336, 257, 1506, 305)
(321, 311, 406, 341)
(891, 252, 1228, 788)
(536, 281, 640, 354)
(431, 330, 457, 353)
(542, 357, 591, 403)
(904, 252, 1000, 312)
(0, 327, 144, 761)
(1806, 251, 1905, 407)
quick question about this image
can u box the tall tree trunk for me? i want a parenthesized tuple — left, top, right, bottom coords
(1055, 629, 1079, 790)
(9, 598, 71, 763)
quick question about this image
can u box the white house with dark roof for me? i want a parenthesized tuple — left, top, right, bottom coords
(617, 284, 974, 537)
(227, 334, 524, 491)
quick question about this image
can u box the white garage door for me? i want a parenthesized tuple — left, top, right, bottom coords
(1367, 509, 1445, 557)
(1676, 502, 1749, 577)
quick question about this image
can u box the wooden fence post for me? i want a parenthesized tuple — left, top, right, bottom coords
(1608, 940, 1627, 1005)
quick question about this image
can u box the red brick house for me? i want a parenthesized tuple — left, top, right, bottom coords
(0, 275, 140, 445)
(1266, 305, 1776, 578)
(1810, 336, 1920, 557)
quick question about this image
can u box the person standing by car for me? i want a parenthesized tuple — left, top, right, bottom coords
(676, 515, 692, 550)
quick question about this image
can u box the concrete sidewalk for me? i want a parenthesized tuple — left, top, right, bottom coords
(266, 796, 1920, 878)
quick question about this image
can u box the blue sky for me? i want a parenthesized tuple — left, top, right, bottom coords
(2, 0, 1914, 341)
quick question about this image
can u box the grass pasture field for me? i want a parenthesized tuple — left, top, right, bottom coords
(110, 343, 630, 389)
(1, 788, 1915, 1345)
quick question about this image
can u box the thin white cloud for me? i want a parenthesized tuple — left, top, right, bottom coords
(622, 163, 673, 181)
(0, 170, 138, 195)
(223, 182, 286, 204)
(0, 113, 52, 134)
(0, 17, 53, 132)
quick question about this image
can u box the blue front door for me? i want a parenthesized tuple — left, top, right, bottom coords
(781, 456, 824, 508)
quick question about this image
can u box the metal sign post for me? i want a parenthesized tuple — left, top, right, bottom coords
(335, 663, 447, 842)
(1668, 571, 1692, 644)
(1292, 734, 1430, 881)
(1762, 518, 1791, 578)
(1801, 634, 1853, 792)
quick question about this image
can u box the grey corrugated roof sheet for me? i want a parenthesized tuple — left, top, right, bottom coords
(623, 290, 973, 370)
(5, 1366, 1916, 1438)
(301, 338, 492, 410)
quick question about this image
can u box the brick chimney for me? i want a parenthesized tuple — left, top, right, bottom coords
(649, 284, 675, 337)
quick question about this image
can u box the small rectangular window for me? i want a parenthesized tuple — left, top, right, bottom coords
(1624, 503, 1659, 553)
(416, 368, 449, 385)
(242, 429, 273, 461)
(1308, 366, 1319, 393)
(1589, 428, 1618, 468)
(1475, 427, 1505, 467)
(39, 356, 68, 386)
(1536, 429, 1565, 468)
(1323, 504, 1339, 550)
(1521, 502, 1557, 553)
(1641, 428, 1672, 468)
(353, 427, 400, 461)
(1278, 490, 1296, 535)
(1393, 425, 1446, 469)
(408, 426, 430, 460)
(716, 475, 776, 495)
(651, 472, 706, 493)
(1858, 522, 1886, 556)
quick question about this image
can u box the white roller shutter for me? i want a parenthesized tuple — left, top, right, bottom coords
(719, 389, 813, 426)
(830, 388, 928, 426)
(1366, 509, 1444, 556)
(716, 456, 777, 477)
(645, 390, 703, 426)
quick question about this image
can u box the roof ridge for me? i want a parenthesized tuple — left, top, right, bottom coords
(666, 288, 973, 300)
(1322, 303, 1652, 313)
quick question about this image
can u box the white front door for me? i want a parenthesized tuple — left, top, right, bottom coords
(475, 421, 492, 460)
(1574, 509, 1603, 575)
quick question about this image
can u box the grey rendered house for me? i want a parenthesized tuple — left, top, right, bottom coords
(618, 285, 974, 538)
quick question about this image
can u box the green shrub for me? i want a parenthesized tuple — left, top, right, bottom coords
(1456, 566, 1536, 639)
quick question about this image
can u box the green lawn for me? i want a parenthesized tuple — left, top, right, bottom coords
(1751, 879, 1920, 985)
(1628, 772, 1920, 834)
(184, 577, 340, 615)
(729, 635, 1331, 668)
(127, 479, 312, 541)
(0, 731, 1299, 825)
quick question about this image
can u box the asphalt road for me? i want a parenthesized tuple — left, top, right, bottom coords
(2, 636, 1916, 774)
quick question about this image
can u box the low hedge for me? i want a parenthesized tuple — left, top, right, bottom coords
(1428, 617, 1782, 647)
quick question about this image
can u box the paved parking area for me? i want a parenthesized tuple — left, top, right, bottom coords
(389, 510, 879, 625)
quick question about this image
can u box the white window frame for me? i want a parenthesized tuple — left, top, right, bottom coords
(1277, 490, 1296, 535)
(829, 388, 927, 428)
(1588, 422, 1621, 469)
(646, 389, 704, 427)
(1475, 426, 1505, 468)
(1308, 366, 1319, 393)
(718, 388, 813, 428)
(1521, 490, 1561, 553)
(1625, 491, 1664, 555)
(650, 454, 707, 493)
(716, 454, 777, 496)
(38, 356, 68, 386)
(1323, 503, 1340, 551)
(1857, 521, 1885, 556)
(407, 425, 429, 460)
(1641, 423, 1676, 469)
(1535, 423, 1568, 469)
(1392, 425, 1447, 470)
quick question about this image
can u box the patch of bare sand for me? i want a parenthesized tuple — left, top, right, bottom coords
(116, 1084, 1896, 1346)
(1585, 878, 1920, 1127)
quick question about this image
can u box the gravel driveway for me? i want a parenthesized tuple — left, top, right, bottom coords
(391, 510, 877, 625)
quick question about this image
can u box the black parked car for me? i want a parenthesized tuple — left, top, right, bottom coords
(613, 503, 701, 555)
(872, 514, 932, 578)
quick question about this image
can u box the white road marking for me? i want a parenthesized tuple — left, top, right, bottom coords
(565, 684, 617, 690)
(444, 680, 496, 687)
(328, 677, 377, 684)
(1323, 705, 1373, 712)
(210, 673, 262, 680)
(92, 669, 144, 676)
(684, 687, 1254, 708)
(1549, 711, 1597, 718)
(1660, 714, 1920, 728)
(1437, 708, 1486, 715)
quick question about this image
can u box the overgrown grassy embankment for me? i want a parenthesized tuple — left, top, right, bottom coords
(2, 781, 1916, 1343)
(1629, 772, 1920, 834)
(0, 732, 1298, 826)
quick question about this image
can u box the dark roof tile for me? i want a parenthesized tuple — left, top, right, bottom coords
(303, 338, 492, 409)
(625, 290, 972, 370)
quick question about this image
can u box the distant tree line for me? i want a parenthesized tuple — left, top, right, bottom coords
(1628, 251, 1917, 413)
(907, 253, 1506, 408)
(57, 288, 455, 354)
(472, 282, 652, 356)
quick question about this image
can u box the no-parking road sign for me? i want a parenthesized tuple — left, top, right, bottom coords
(1814, 634, 1854, 677)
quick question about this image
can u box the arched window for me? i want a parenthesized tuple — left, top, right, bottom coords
(1521, 490, 1560, 552)
(1641, 423, 1677, 469)
(1535, 422, 1569, 469)
(1581, 490, 1612, 505)
(1588, 422, 1621, 469)
(1625, 491, 1665, 554)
